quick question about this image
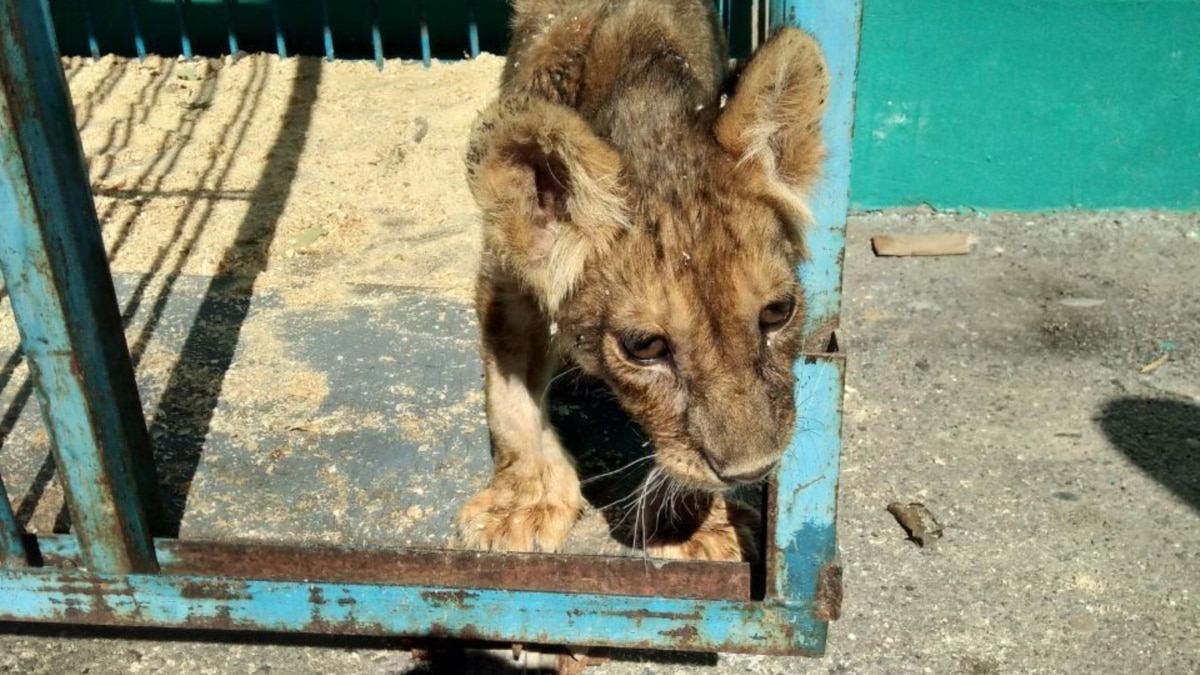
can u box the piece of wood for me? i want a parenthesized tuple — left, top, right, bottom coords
(871, 233, 973, 257)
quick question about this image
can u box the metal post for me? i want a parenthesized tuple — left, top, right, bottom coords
(0, 0, 160, 574)
(772, 0, 863, 337)
(0, 473, 29, 568)
(765, 0, 862, 645)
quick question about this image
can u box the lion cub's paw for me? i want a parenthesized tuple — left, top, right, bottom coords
(644, 498, 759, 562)
(455, 471, 583, 553)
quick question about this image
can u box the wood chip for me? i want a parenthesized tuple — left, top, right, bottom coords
(1140, 352, 1170, 374)
(871, 233, 973, 257)
(887, 501, 943, 547)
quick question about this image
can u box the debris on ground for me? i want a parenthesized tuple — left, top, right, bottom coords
(871, 233, 974, 257)
(1140, 341, 1177, 374)
(887, 501, 944, 547)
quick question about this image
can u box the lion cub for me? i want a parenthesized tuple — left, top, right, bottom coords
(459, 0, 829, 561)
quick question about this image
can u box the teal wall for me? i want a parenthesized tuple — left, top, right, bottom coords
(49, 0, 1200, 211)
(851, 0, 1200, 211)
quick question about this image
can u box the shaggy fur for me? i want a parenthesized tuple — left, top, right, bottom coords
(458, 0, 829, 560)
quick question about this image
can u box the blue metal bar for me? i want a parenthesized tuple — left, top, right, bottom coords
(175, 0, 193, 59)
(222, 0, 239, 56)
(467, 0, 480, 58)
(769, 355, 843, 635)
(369, 0, 383, 71)
(319, 0, 334, 62)
(37, 0, 59, 56)
(771, 0, 862, 337)
(0, 568, 820, 654)
(271, 0, 287, 59)
(127, 0, 147, 60)
(79, 0, 100, 60)
(0, 473, 29, 568)
(757, 0, 859, 644)
(0, 0, 160, 574)
(419, 0, 431, 68)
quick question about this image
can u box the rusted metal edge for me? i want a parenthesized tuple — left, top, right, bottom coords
(812, 562, 843, 622)
(0, 567, 821, 656)
(33, 535, 751, 601)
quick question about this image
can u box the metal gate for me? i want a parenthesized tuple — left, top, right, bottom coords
(0, 0, 859, 658)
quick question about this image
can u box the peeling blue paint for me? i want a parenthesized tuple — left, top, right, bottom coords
(0, 568, 820, 654)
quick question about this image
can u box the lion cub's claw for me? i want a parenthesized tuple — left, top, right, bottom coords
(456, 475, 583, 553)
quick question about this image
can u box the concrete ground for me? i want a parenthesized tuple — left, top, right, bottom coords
(2, 209, 1198, 674)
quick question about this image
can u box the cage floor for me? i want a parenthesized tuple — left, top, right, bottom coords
(0, 53, 720, 556)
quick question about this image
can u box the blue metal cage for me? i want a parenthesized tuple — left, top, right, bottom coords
(0, 0, 860, 658)
(48, 0, 803, 67)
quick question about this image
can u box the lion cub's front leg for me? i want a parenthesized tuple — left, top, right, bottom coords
(625, 488, 760, 562)
(455, 278, 583, 552)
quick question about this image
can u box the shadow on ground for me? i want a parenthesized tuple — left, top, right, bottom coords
(0, 622, 719, 674)
(4, 56, 323, 537)
(1098, 396, 1200, 511)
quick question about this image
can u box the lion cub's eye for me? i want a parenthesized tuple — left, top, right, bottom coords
(619, 333, 671, 365)
(759, 297, 796, 332)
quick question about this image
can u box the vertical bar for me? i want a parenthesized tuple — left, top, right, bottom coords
(79, 0, 100, 60)
(750, 0, 759, 52)
(0, 473, 29, 568)
(0, 0, 160, 575)
(767, 0, 861, 646)
(772, 0, 861, 337)
(419, 0, 431, 68)
(37, 0, 59, 56)
(175, 0, 193, 59)
(128, 0, 147, 60)
(223, 0, 240, 56)
(320, 0, 334, 61)
(467, 0, 480, 58)
(369, 0, 384, 70)
(769, 357, 843, 632)
(271, 0, 288, 59)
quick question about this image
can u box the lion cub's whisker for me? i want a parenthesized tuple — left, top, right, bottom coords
(579, 453, 655, 485)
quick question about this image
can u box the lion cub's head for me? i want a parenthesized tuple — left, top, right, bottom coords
(467, 29, 829, 492)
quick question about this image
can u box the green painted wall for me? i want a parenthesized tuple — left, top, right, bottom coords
(48, 0, 1200, 211)
(851, 0, 1200, 211)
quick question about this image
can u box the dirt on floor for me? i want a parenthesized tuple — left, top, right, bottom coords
(3, 53, 505, 541)
(64, 52, 498, 300)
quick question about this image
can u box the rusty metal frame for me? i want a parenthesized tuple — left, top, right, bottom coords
(0, 0, 860, 657)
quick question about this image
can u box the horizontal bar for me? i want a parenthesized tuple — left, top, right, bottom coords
(0, 567, 817, 655)
(35, 536, 750, 601)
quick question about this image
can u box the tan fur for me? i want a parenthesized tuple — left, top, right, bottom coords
(459, 0, 829, 561)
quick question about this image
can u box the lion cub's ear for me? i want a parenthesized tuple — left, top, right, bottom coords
(466, 98, 628, 312)
(715, 27, 829, 231)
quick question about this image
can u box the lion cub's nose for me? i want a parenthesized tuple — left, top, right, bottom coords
(710, 458, 778, 486)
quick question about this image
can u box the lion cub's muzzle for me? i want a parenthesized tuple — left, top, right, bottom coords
(687, 384, 796, 488)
